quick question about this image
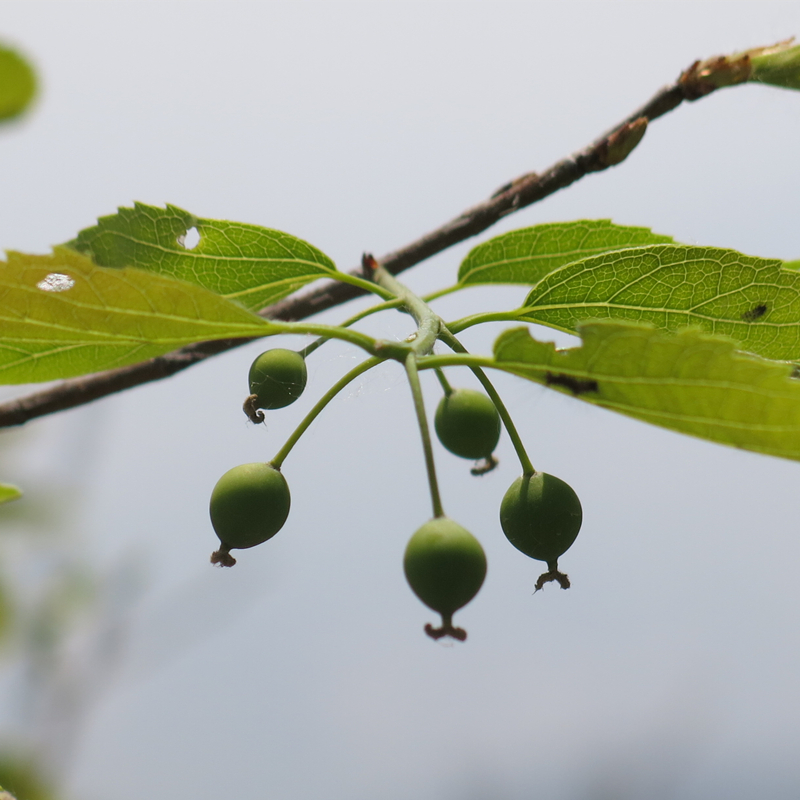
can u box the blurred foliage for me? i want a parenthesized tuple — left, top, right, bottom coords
(0, 755, 54, 800)
(0, 44, 36, 122)
(0, 488, 20, 507)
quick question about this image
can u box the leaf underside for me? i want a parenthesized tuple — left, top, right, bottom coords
(68, 203, 339, 312)
(521, 244, 800, 363)
(493, 321, 800, 461)
(0, 247, 276, 384)
(457, 220, 674, 287)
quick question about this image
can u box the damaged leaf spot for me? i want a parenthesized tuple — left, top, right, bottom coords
(545, 372, 599, 395)
(36, 273, 75, 292)
(742, 303, 768, 321)
(177, 226, 201, 250)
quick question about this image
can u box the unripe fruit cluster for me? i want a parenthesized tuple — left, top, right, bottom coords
(208, 346, 585, 639)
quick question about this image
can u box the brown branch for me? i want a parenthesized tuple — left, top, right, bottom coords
(0, 50, 745, 429)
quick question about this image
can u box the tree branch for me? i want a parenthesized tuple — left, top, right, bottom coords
(0, 50, 747, 428)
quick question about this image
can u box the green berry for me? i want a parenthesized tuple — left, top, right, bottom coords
(434, 389, 501, 460)
(404, 517, 487, 618)
(248, 349, 307, 410)
(0, 45, 36, 122)
(500, 472, 582, 565)
(209, 463, 290, 552)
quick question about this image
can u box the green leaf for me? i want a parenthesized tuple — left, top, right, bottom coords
(0, 484, 21, 504)
(0, 247, 277, 384)
(457, 220, 674, 286)
(0, 44, 36, 122)
(521, 244, 800, 362)
(68, 203, 339, 312)
(493, 321, 800, 461)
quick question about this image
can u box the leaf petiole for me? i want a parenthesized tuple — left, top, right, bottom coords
(298, 297, 404, 360)
(446, 310, 527, 335)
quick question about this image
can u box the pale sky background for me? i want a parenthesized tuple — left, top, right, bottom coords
(2, 2, 800, 799)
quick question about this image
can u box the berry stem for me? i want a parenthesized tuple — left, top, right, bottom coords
(363, 254, 447, 517)
(270, 356, 384, 468)
(434, 368, 454, 396)
(438, 326, 536, 476)
(365, 252, 530, 494)
(404, 353, 445, 519)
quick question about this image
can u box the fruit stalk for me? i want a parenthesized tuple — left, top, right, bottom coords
(404, 352, 445, 519)
(434, 367, 454, 396)
(437, 326, 535, 476)
(270, 356, 384, 468)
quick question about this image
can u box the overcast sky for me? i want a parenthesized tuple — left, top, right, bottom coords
(2, 3, 800, 800)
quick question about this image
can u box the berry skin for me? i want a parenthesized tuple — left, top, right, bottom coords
(209, 463, 290, 562)
(404, 517, 487, 640)
(500, 473, 582, 587)
(248, 349, 307, 410)
(434, 389, 501, 460)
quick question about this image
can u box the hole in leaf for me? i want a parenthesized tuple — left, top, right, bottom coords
(36, 273, 75, 292)
(177, 226, 200, 250)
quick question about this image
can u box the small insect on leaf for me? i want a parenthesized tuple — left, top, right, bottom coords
(544, 372, 599, 395)
(742, 303, 768, 321)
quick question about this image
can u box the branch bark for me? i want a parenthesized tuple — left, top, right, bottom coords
(0, 53, 742, 428)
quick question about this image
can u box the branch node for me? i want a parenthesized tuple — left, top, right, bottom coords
(679, 52, 752, 100)
(591, 117, 648, 170)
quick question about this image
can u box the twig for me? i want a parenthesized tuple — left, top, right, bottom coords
(0, 51, 743, 428)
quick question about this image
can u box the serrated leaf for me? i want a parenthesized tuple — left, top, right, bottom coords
(0, 484, 21, 504)
(521, 244, 800, 362)
(68, 203, 339, 312)
(493, 321, 800, 460)
(457, 220, 674, 286)
(0, 44, 36, 122)
(0, 247, 277, 384)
